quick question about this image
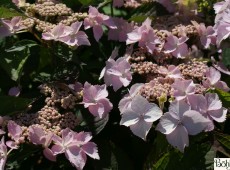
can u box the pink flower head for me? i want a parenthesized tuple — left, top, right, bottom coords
(60, 22, 90, 47)
(203, 67, 229, 91)
(164, 34, 189, 58)
(158, 65, 182, 79)
(100, 50, 132, 91)
(0, 17, 25, 38)
(171, 79, 196, 100)
(192, 21, 216, 48)
(84, 6, 116, 41)
(42, 24, 72, 41)
(51, 128, 99, 170)
(120, 95, 162, 140)
(6, 120, 23, 149)
(82, 82, 113, 118)
(118, 83, 144, 113)
(29, 126, 56, 161)
(126, 18, 162, 53)
(156, 100, 209, 152)
(8, 86, 20, 97)
(0, 137, 7, 170)
(187, 93, 227, 131)
(108, 18, 134, 42)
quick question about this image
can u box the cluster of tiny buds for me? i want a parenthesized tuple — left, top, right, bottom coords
(34, 19, 56, 32)
(40, 83, 80, 109)
(58, 12, 88, 25)
(131, 61, 159, 75)
(21, 18, 35, 29)
(33, 2, 72, 17)
(178, 59, 208, 82)
(140, 77, 174, 101)
(13, 106, 79, 137)
(195, 84, 207, 94)
(171, 24, 198, 37)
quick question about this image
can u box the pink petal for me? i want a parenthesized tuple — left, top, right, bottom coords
(81, 142, 100, 159)
(205, 93, 222, 111)
(182, 110, 209, 135)
(166, 125, 189, 152)
(51, 145, 64, 155)
(208, 108, 227, 122)
(144, 103, 162, 122)
(93, 25, 103, 42)
(156, 112, 179, 134)
(65, 146, 87, 170)
(43, 148, 56, 162)
(120, 109, 139, 126)
(6, 140, 18, 149)
(7, 121, 22, 141)
(129, 119, 152, 140)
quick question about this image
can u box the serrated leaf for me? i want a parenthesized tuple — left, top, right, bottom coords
(222, 48, 230, 67)
(6, 40, 37, 52)
(214, 88, 230, 108)
(0, 96, 33, 115)
(215, 132, 230, 150)
(0, 40, 37, 81)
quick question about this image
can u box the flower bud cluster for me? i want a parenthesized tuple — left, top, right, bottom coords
(140, 77, 174, 101)
(178, 59, 208, 81)
(40, 83, 81, 109)
(33, 2, 72, 17)
(58, 13, 88, 26)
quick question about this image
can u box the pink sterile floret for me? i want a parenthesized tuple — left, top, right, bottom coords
(29, 126, 56, 161)
(42, 22, 90, 47)
(187, 93, 227, 131)
(100, 49, 132, 91)
(51, 128, 99, 170)
(82, 82, 113, 118)
(156, 100, 210, 152)
(118, 83, 144, 113)
(164, 34, 189, 58)
(84, 6, 116, 41)
(203, 67, 229, 91)
(108, 18, 134, 42)
(158, 65, 182, 79)
(0, 17, 25, 38)
(120, 95, 162, 140)
(126, 18, 162, 54)
(171, 79, 196, 100)
(6, 120, 23, 149)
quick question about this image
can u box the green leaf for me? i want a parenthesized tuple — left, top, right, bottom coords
(215, 132, 230, 150)
(214, 88, 230, 108)
(0, 40, 38, 81)
(128, 2, 156, 22)
(78, 0, 92, 5)
(0, 96, 33, 115)
(0, 7, 23, 18)
(6, 40, 37, 52)
(222, 48, 230, 67)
